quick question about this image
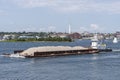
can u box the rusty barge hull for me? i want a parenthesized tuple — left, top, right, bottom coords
(24, 49, 99, 58)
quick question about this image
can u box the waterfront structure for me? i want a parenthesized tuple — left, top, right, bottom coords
(58, 34, 68, 38)
(68, 32, 82, 39)
(0, 31, 119, 41)
(18, 36, 35, 39)
(3, 35, 15, 40)
(50, 33, 69, 38)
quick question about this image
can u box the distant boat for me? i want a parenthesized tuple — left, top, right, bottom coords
(113, 37, 118, 43)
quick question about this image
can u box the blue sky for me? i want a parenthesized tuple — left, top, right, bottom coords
(0, 0, 120, 33)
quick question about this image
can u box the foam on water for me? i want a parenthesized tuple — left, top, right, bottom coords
(9, 54, 25, 58)
(91, 55, 120, 60)
(0, 53, 25, 58)
(112, 49, 120, 52)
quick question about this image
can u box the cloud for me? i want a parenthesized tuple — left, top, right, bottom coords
(11, 0, 55, 8)
(48, 26, 56, 32)
(79, 24, 105, 32)
(39, 27, 46, 32)
(9, 0, 120, 14)
(90, 24, 99, 30)
(79, 27, 88, 32)
(89, 24, 106, 32)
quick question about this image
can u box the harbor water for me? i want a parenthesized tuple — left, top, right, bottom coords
(0, 40, 120, 80)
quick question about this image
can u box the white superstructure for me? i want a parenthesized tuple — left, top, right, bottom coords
(91, 34, 99, 49)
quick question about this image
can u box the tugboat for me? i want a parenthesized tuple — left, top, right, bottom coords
(91, 34, 112, 52)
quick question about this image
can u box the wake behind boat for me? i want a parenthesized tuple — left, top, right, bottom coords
(2, 53, 25, 58)
(10, 53, 25, 58)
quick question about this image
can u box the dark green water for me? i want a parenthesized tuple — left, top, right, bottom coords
(0, 40, 120, 80)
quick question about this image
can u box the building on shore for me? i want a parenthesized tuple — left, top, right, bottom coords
(68, 32, 82, 39)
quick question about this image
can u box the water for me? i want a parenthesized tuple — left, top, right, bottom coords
(0, 40, 120, 80)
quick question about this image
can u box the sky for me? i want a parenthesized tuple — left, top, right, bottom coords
(0, 0, 120, 33)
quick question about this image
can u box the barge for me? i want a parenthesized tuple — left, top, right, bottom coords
(12, 47, 111, 58)
(17, 46, 99, 58)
